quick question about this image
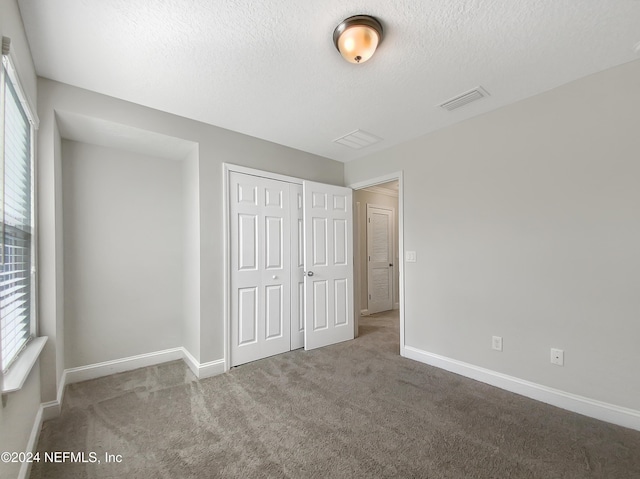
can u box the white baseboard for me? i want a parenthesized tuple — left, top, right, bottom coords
(41, 369, 67, 421)
(58, 370, 67, 403)
(19, 403, 44, 479)
(403, 345, 640, 432)
(46, 347, 225, 416)
(182, 348, 226, 379)
(182, 348, 200, 378)
(40, 348, 189, 419)
(41, 400, 60, 422)
(64, 348, 184, 385)
(362, 307, 401, 315)
(26, 346, 226, 474)
(197, 359, 226, 379)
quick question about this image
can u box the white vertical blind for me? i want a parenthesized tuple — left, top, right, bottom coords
(1, 63, 33, 372)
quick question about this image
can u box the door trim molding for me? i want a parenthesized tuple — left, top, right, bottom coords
(223, 163, 306, 371)
(348, 171, 405, 356)
(224, 163, 304, 185)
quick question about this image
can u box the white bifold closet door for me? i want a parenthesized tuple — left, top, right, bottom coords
(290, 185, 305, 350)
(230, 172, 353, 366)
(303, 181, 354, 350)
(230, 172, 295, 366)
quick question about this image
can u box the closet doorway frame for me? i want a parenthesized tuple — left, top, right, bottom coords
(223, 165, 406, 369)
(223, 163, 305, 371)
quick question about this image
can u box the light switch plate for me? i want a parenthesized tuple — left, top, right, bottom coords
(406, 251, 417, 262)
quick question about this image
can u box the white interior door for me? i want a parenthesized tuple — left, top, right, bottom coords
(290, 184, 304, 350)
(303, 181, 354, 350)
(367, 205, 393, 314)
(230, 172, 291, 366)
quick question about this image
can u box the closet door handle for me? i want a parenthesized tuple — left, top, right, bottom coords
(305, 271, 314, 277)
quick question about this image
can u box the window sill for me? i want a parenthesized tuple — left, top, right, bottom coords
(2, 337, 48, 394)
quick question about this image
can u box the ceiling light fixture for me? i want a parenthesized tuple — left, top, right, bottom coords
(333, 15, 383, 64)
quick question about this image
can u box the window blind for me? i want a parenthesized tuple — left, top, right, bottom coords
(1, 64, 33, 372)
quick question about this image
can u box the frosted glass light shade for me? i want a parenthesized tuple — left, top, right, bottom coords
(337, 25, 379, 63)
(333, 16, 383, 64)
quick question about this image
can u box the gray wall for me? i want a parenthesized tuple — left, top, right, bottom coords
(37, 77, 344, 402)
(0, 364, 41, 479)
(182, 148, 201, 360)
(354, 189, 399, 312)
(62, 141, 183, 367)
(0, 1, 42, 477)
(345, 59, 640, 411)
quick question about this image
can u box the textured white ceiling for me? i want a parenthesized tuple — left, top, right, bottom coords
(17, 0, 640, 162)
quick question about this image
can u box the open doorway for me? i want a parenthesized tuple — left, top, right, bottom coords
(355, 182, 399, 315)
(349, 173, 405, 355)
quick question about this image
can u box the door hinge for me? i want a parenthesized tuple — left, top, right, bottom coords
(368, 218, 371, 223)
(368, 256, 371, 261)
(369, 294, 371, 300)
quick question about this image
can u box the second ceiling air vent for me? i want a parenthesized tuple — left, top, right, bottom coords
(439, 86, 490, 111)
(333, 129, 382, 149)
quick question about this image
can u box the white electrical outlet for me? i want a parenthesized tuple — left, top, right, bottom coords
(406, 251, 417, 263)
(550, 348, 564, 366)
(492, 336, 503, 351)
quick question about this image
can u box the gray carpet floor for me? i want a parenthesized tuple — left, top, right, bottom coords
(31, 311, 640, 478)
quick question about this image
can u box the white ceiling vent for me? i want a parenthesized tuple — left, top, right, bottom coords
(333, 129, 382, 149)
(439, 86, 490, 111)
